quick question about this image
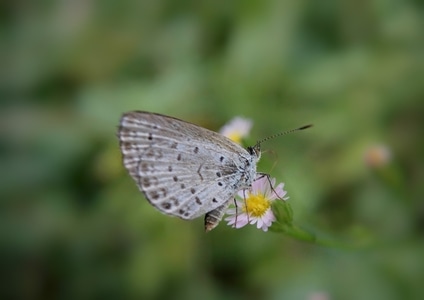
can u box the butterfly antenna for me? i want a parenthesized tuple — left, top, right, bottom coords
(254, 124, 313, 149)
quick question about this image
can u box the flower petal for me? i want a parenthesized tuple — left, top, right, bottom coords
(249, 216, 258, 225)
(225, 212, 250, 229)
(234, 214, 249, 228)
(269, 182, 287, 200)
(256, 218, 264, 229)
(252, 176, 268, 193)
(237, 189, 249, 199)
(226, 208, 237, 215)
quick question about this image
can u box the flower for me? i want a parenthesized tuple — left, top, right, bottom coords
(308, 291, 331, 300)
(225, 176, 288, 231)
(364, 144, 391, 168)
(220, 117, 252, 144)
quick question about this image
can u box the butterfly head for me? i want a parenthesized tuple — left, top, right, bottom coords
(247, 144, 261, 161)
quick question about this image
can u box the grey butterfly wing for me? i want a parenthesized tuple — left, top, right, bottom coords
(118, 111, 253, 221)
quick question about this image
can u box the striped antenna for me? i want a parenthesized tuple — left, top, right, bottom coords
(254, 124, 313, 148)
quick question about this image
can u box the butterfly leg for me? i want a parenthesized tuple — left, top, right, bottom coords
(204, 201, 231, 232)
(240, 189, 251, 226)
(256, 172, 284, 199)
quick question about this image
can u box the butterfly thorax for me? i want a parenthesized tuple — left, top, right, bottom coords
(238, 147, 260, 190)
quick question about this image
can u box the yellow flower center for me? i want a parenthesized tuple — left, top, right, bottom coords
(243, 193, 271, 217)
(228, 132, 242, 144)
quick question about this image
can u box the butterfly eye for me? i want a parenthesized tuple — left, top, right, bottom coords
(247, 145, 261, 158)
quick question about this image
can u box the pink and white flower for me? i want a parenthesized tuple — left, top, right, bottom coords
(219, 117, 252, 144)
(225, 176, 288, 232)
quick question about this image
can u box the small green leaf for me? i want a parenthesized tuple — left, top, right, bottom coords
(271, 200, 293, 225)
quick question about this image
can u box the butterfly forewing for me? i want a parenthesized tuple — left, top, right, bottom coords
(118, 111, 258, 223)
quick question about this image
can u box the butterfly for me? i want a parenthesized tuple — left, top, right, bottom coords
(118, 111, 312, 231)
(118, 111, 261, 231)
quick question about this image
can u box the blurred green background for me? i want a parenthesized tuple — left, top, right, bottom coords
(1, 0, 423, 299)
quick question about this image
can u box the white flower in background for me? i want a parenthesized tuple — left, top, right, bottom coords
(364, 144, 391, 168)
(220, 117, 252, 144)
